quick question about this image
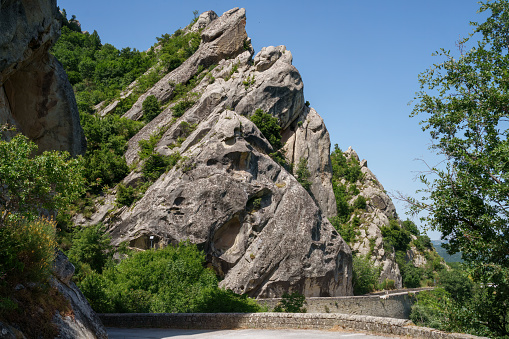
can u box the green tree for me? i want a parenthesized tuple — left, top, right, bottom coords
(142, 95, 161, 122)
(0, 134, 84, 221)
(352, 254, 380, 295)
(67, 224, 112, 278)
(408, 1, 509, 336)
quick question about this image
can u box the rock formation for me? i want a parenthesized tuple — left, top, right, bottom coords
(51, 251, 108, 339)
(0, 1, 104, 337)
(79, 8, 353, 297)
(0, 0, 86, 156)
(343, 147, 403, 288)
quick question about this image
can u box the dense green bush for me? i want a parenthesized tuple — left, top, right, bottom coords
(116, 183, 137, 207)
(330, 144, 363, 184)
(0, 218, 57, 290)
(352, 195, 367, 210)
(273, 292, 307, 313)
(172, 97, 196, 118)
(142, 152, 181, 181)
(80, 114, 143, 192)
(78, 241, 262, 313)
(331, 184, 351, 223)
(381, 219, 411, 253)
(352, 255, 380, 295)
(250, 108, 282, 150)
(399, 260, 423, 288)
(67, 224, 112, 279)
(330, 215, 360, 244)
(402, 219, 420, 236)
(142, 95, 161, 122)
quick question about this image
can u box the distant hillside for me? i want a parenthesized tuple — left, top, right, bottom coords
(431, 240, 463, 263)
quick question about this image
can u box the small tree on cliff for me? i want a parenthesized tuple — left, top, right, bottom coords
(407, 1, 509, 335)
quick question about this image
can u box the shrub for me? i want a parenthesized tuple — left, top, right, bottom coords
(172, 98, 196, 118)
(400, 261, 423, 288)
(250, 108, 282, 150)
(273, 292, 306, 313)
(142, 95, 161, 123)
(78, 241, 263, 313)
(142, 152, 181, 181)
(353, 195, 367, 210)
(116, 183, 137, 207)
(379, 279, 396, 290)
(67, 224, 112, 279)
(296, 157, 312, 191)
(381, 219, 411, 253)
(329, 215, 360, 244)
(330, 144, 363, 184)
(138, 133, 161, 160)
(402, 219, 420, 236)
(0, 218, 57, 288)
(332, 184, 351, 222)
(410, 288, 452, 329)
(352, 254, 380, 295)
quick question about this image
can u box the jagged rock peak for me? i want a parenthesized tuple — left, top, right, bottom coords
(190, 10, 218, 32)
(121, 7, 248, 121)
(0, 0, 86, 156)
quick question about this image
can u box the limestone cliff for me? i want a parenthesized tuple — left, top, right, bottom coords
(80, 8, 352, 297)
(0, 0, 86, 156)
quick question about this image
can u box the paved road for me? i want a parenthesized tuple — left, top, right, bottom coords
(107, 327, 397, 338)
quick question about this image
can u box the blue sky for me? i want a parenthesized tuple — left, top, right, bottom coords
(57, 1, 487, 239)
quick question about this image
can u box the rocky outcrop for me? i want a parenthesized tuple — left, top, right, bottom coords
(51, 252, 108, 339)
(0, 0, 86, 155)
(79, 8, 350, 297)
(283, 107, 337, 218)
(108, 110, 352, 297)
(122, 7, 248, 121)
(342, 147, 403, 288)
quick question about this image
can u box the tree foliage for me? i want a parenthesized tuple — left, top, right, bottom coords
(409, 1, 509, 335)
(250, 108, 282, 150)
(76, 241, 262, 313)
(142, 95, 161, 123)
(0, 134, 84, 221)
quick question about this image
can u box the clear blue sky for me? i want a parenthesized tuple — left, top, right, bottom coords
(58, 0, 487, 240)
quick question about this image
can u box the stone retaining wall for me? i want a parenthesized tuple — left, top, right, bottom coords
(258, 288, 433, 319)
(99, 313, 486, 339)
